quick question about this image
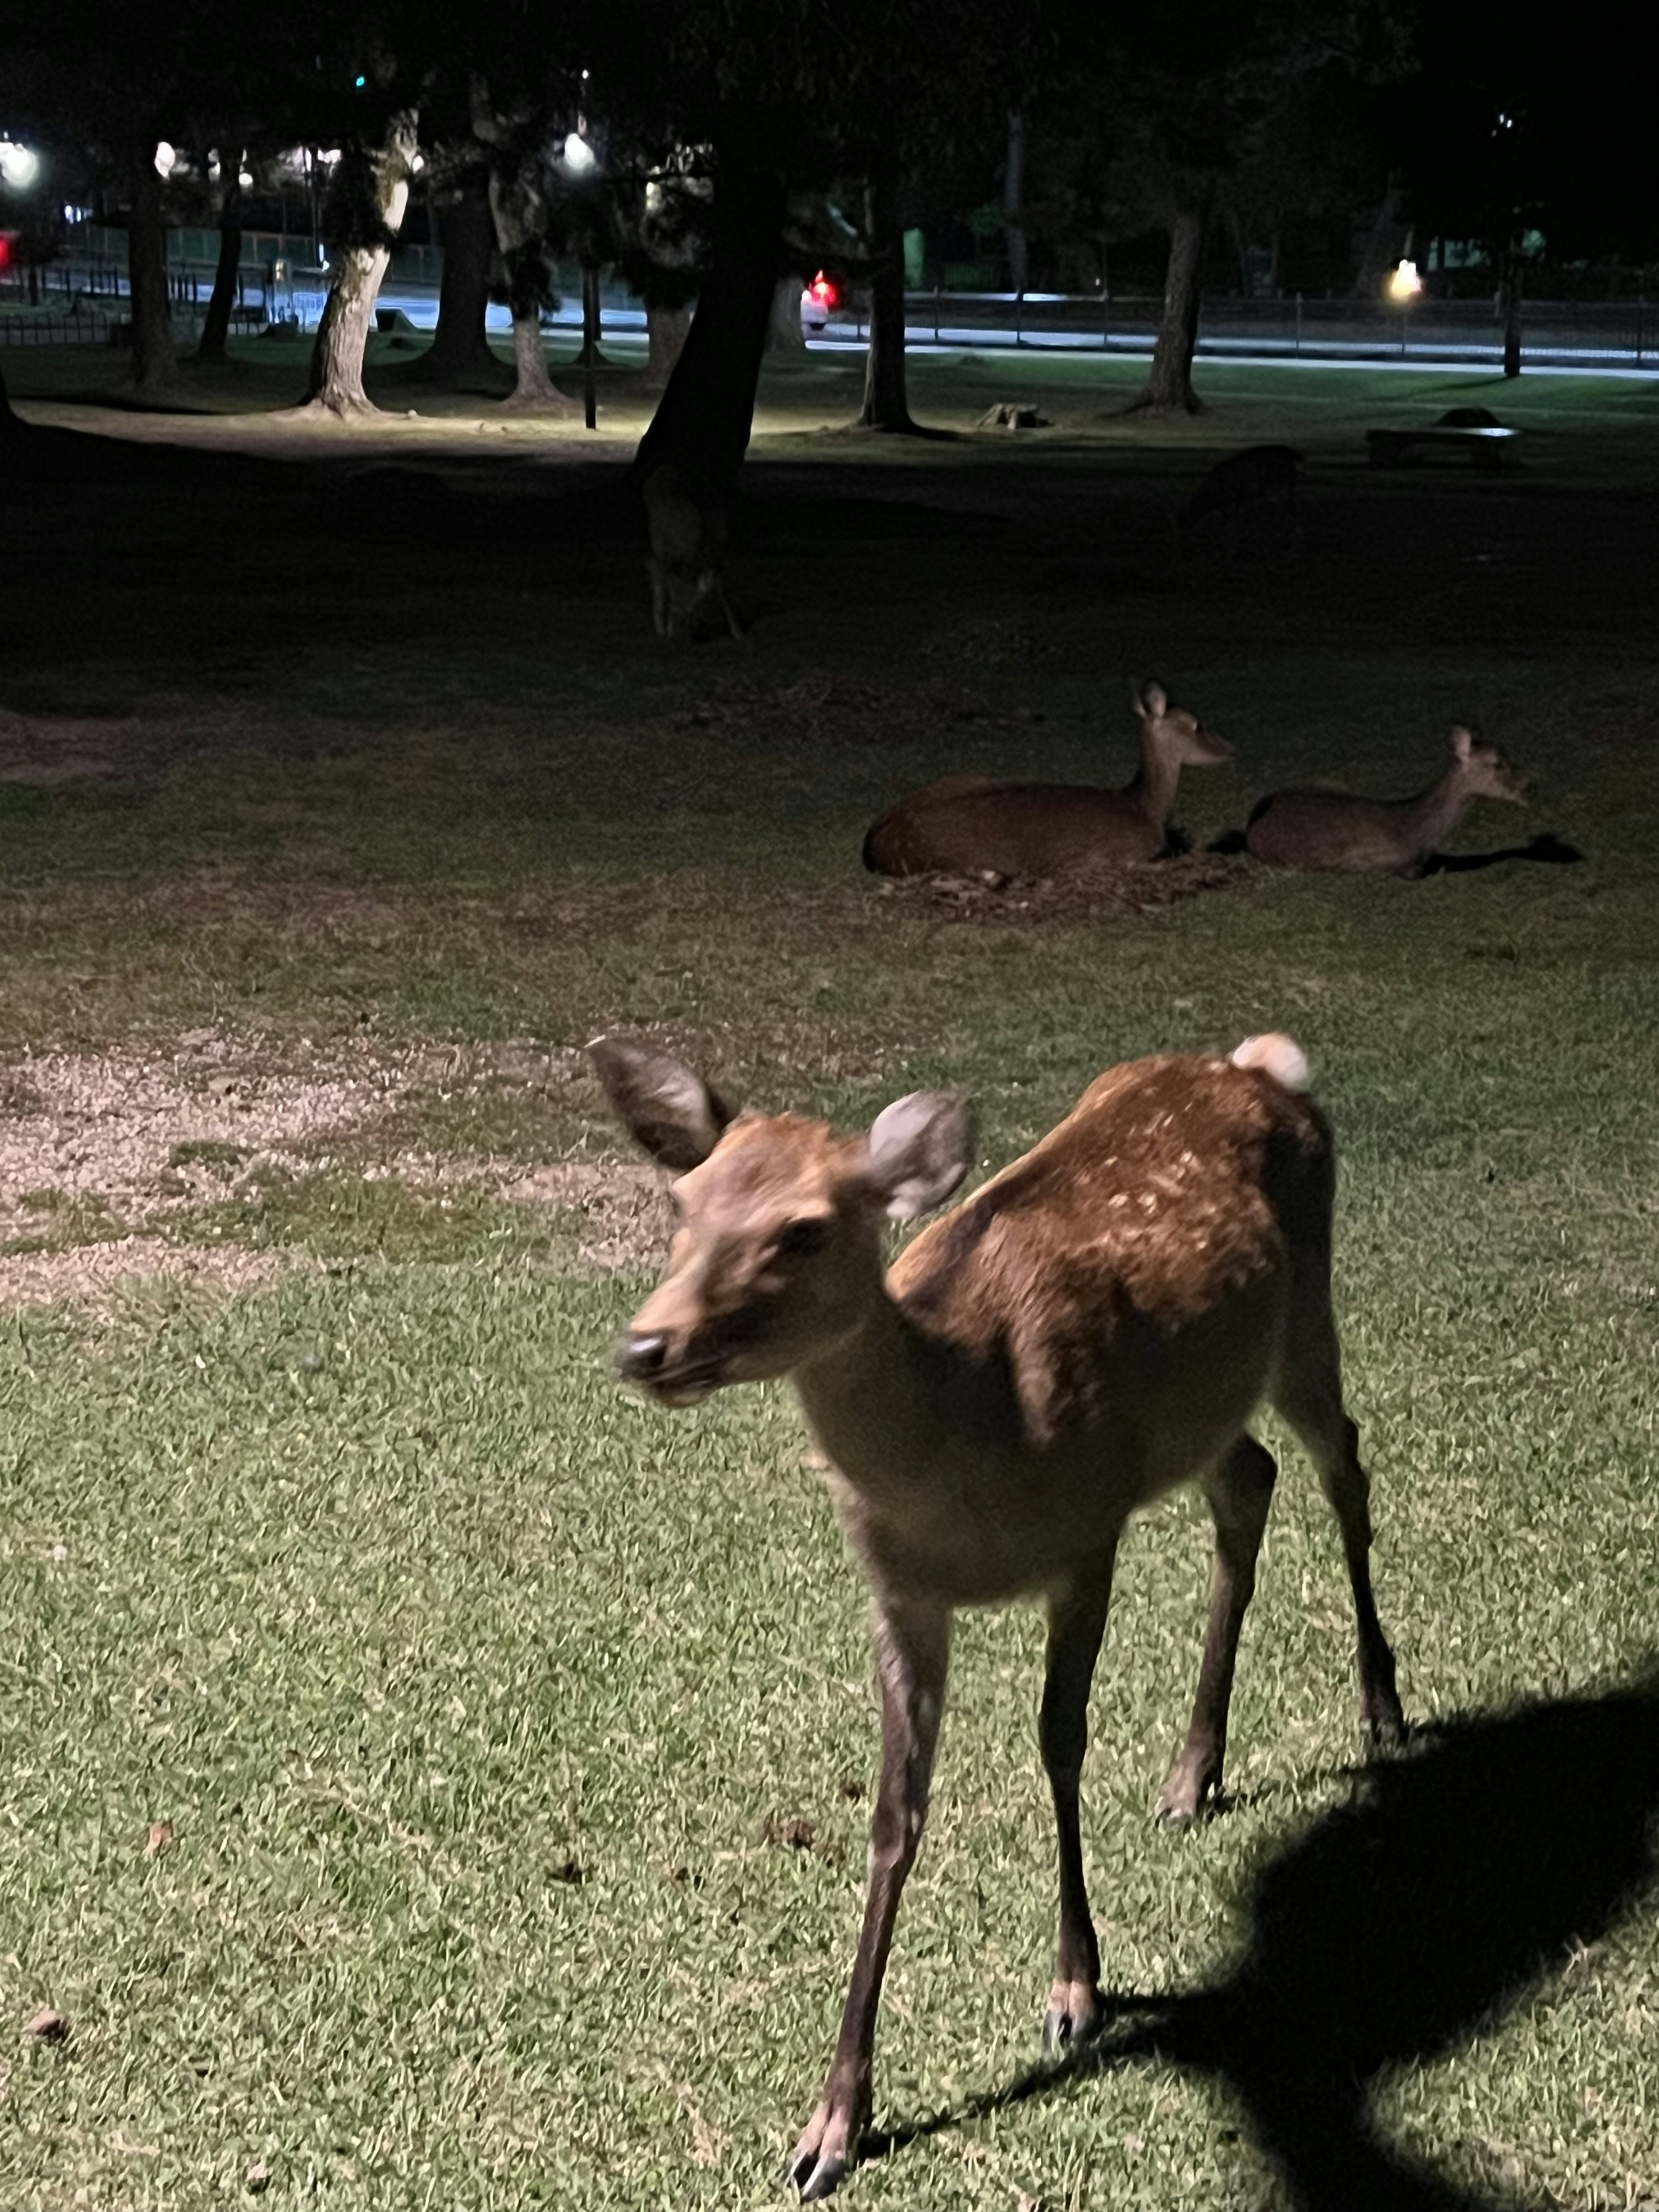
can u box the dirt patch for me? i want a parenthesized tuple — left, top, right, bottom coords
(0, 1237, 288, 1313)
(502, 1159, 673, 1272)
(671, 674, 985, 744)
(0, 1034, 448, 1253)
(874, 850, 1256, 923)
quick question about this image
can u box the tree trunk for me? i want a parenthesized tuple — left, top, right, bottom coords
(644, 301, 693, 390)
(196, 167, 244, 364)
(124, 146, 180, 402)
(634, 144, 785, 491)
(502, 311, 575, 413)
(766, 273, 806, 351)
(421, 170, 505, 389)
(302, 118, 419, 419)
(858, 157, 916, 433)
(1501, 248, 1523, 378)
(1003, 110, 1027, 294)
(1130, 199, 1208, 415)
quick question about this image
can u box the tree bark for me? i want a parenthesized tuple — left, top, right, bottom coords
(1130, 198, 1208, 414)
(766, 273, 806, 352)
(502, 310, 575, 412)
(858, 157, 916, 433)
(421, 170, 505, 389)
(634, 144, 785, 491)
(124, 146, 181, 402)
(1003, 110, 1027, 293)
(302, 117, 419, 419)
(644, 301, 693, 390)
(196, 166, 244, 364)
(1500, 246, 1523, 378)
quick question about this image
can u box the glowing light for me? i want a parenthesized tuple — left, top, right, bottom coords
(563, 132, 596, 174)
(154, 140, 177, 178)
(1, 138, 41, 187)
(238, 169, 253, 189)
(809, 271, 839, 308)
(355, 75, 366, 88)
(1388, 258, 1423, 302)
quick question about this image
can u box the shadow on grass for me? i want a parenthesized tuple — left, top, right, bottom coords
(869, 1669, 1659, 2210)
(1423, 832, 1586, 874)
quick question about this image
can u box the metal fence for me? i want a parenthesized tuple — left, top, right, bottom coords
(4, 252, 1655, 369)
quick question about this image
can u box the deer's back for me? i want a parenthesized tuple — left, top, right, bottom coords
(864, 779, 1160, 877)
(890, 1054, 1332, 1454)
(643, 464, 726, 572)
(1246, 789, 1421, 873)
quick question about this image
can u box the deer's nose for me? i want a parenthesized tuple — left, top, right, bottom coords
(617, 1331, 671, 1382)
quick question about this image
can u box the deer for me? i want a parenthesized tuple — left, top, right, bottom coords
(1245, 725, 1528, 875)
(589, 1027, 1405, 2202)
(642, 461, 743, 641)
(862, 682, 1233, 879)
(1176, 444, 1304, 555)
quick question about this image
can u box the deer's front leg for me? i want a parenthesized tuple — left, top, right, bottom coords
(1040, 1551, 1117, 2048)
(789, 1594, 951, 2202)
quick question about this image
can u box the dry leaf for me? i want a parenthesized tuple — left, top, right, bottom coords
(25, 2006, 67, 2041)
(146, 1819, 175, 1856)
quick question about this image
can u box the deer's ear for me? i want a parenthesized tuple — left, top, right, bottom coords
(1139, 680, 1168, 718)
(1451, 724, 1475, 760)
(588, 1036, 737, 1170)
(861, 1092, 974, 1221)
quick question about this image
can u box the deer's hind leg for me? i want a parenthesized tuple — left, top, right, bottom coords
(1040, 1551, 1118, 2047)
(1157, 1433, 1279, 1824)
(1271, 1306, 1404, 1747)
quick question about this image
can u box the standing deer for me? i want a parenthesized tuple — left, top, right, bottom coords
(590, 1029, 1404, 2202)
(862, 682, 1233, 877)
(643, 461, 743, 641)
(1245, 725, 1527, 874)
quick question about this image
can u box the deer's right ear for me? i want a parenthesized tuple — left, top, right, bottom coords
(587, 1036, 737, 1170)
(861, 1092, 974, 1221)
(1451, 724, 1475, 760)
(1138, 680, 1168, 719)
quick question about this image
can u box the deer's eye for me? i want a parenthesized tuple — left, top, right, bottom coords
(772, 1217, 831, 1261)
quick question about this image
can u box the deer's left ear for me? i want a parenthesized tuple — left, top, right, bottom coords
(588, 1035, 738, 1170)
(860, 1092, 974, 1221)
(1451, 724, 1475, 760)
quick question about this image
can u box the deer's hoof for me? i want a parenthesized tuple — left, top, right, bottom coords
(789, 2091, 865, 2202)
(1042, 1977, 1103, 2052)
(1154, 1750, 1222, 1825)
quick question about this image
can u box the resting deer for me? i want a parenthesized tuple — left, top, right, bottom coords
(643, 461, 743, 641)
(1177, 443, 1304, 553)
(1246, 725, 1527, 875)
(862, 682, 1232, 877)
(590, 1029, 1404, 2202)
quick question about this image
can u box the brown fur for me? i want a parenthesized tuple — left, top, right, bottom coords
(591, 1031, 1402, 2202)
(862, 683, 1231, 877)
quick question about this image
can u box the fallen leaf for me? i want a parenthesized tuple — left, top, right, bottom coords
(25, 2007, 67, 2042)
(146, 1819, 175, 1856)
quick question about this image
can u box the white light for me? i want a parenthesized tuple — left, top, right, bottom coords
(154, 140, 177, 178)
(563, 132, 596, 174)
(1388, 258, 1423, 302)
(412, 153, 425, 173)
(0, 138, 41, 187)
(238, 169, 253, 189)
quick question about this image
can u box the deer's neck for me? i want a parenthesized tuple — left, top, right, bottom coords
(1124, 736, 1180, 831)
(1398, 764, 1475, 854)
(793, 1286, 1012, 1506)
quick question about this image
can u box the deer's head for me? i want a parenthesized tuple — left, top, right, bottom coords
(1135, 681, 1233, 768)
(1450, 725, 1528, 804)
(589, 1037, 973, 1404)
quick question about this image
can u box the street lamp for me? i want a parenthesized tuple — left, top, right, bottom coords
(1388, 259, 1423, 302)
(0, 137, 40, 188)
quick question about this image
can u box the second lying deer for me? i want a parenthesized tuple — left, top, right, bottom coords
(1246, 724, 1527, 875)
(592, 1028, 1404, 2202)
(863, 682, 1233, 877)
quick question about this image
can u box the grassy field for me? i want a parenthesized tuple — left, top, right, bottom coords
(1, 340, 1657, 2211)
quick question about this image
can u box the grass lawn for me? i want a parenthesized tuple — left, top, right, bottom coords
(1, 339, 1657, 2210)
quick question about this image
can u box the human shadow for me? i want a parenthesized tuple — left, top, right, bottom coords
(868, 1669, 1659, 2210)
(1423, 832, 1586, 874)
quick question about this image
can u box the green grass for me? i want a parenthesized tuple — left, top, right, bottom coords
(1, 356, 1657, 2209)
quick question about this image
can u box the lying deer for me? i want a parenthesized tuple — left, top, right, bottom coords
(591, 1029, 1404, 2202)
(1177, 443, 1304, 553)
(862, 682, 1232, 877)
(642, 461, 743, 641)
(1246, 724, 1527, 875)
